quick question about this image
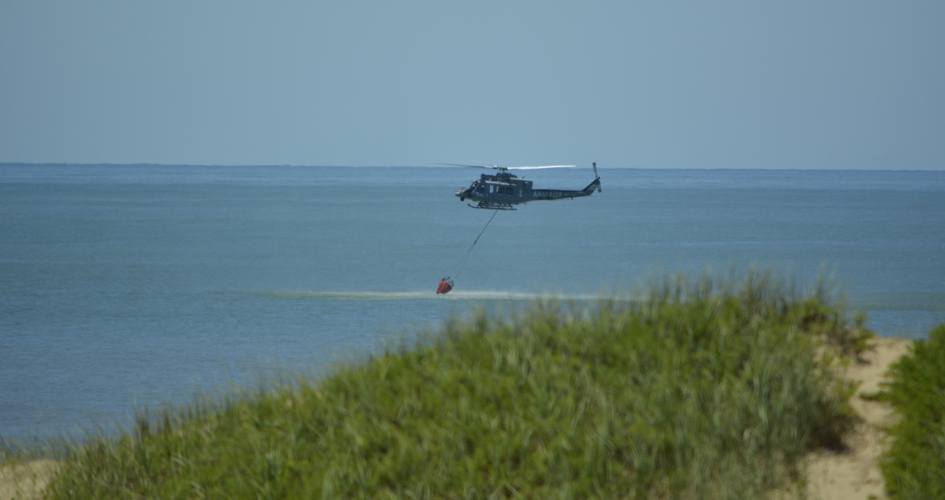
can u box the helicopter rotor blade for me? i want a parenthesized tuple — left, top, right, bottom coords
(434, 163, 576, 170)
(506, 165, 576, 170)
(434, 163, 496, 169)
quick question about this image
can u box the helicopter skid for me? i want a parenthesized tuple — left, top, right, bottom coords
(469, 203, 516, 211)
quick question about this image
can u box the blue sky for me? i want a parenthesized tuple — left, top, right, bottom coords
(2, 1, 943, 169)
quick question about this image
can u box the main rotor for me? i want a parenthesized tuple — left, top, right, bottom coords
(435, 163, 576, 174)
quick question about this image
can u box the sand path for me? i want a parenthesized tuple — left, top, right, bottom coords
(0, 459, 60, 500)
(805, 336, 912, 500)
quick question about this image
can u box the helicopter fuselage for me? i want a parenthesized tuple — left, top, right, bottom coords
(455, 170, 601, 210)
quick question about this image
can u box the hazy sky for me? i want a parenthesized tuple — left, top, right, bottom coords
(2, 1, 943, 169)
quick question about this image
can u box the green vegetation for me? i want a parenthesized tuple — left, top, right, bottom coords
(877, 325, 945, 500)
(39, 271, 871, 499)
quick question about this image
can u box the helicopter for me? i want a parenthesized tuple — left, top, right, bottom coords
(439, 162, 601, 210)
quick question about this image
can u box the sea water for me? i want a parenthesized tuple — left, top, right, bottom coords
(1, 164, 943, 439)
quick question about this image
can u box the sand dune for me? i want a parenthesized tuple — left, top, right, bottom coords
(0, 337, 914, 500)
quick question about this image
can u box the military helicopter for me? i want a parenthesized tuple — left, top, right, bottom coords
(440, 162, 601, 210)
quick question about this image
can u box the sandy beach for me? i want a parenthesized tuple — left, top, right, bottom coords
(0, 337, 914, 500)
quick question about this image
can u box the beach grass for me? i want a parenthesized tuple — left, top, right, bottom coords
(874, 325, 945, 499)
(33, 270, 874, 499)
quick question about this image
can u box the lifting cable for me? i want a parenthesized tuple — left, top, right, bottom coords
(453, 208, 500, 281)
(466, 208, 500, 256)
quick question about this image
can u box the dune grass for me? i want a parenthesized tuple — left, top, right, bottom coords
(38, 270, 872, 499)
(874, 325, 945, 499)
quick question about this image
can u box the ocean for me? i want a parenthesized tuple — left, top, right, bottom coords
(1, 164, 944, 440)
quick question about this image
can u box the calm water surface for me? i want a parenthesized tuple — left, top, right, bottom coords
(2, 165, 943, 439)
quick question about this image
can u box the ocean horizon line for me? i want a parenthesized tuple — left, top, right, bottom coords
(2, 162, 944, 172)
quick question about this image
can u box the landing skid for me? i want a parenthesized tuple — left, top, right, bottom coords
(469, 203, 516, 211)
